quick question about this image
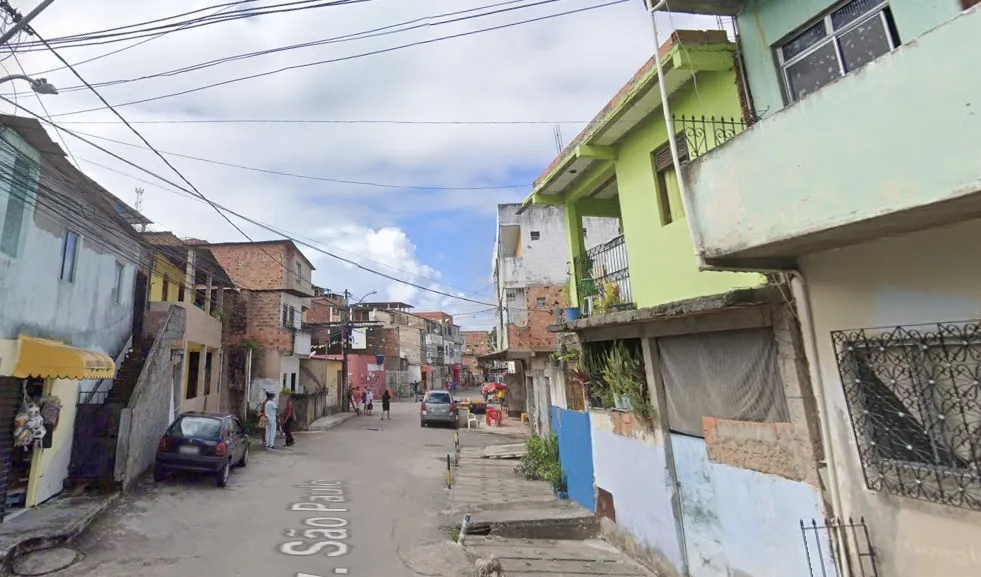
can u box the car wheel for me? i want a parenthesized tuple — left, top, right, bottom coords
(421, 420, 427, 427)
(238, 444, 249, 468)
(216, 461, 231, 488)
(153, 465, 167, 482)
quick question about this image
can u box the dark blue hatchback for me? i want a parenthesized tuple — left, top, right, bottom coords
(154, 412, 250, 487)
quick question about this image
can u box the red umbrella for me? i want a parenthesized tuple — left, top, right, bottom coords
(481, 382, 508, 395)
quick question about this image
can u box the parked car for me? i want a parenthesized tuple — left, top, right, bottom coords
(420, 390, 458, 428)
(154, 412, 250, 487)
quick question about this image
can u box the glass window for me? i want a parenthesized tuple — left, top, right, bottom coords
(59, 231, 79, 282)
(169, 416, 222, 440)
(425, 391, 452, 404)
(779, 0, 898, 103)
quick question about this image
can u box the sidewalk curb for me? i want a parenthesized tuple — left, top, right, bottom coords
(0, 492, 120, 574)
(308, 412, 357, 432)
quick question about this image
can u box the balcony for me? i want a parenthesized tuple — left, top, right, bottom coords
(150, 301, 221, 348)
(573, 234, 632, 315)
(683, 8, 981, 268)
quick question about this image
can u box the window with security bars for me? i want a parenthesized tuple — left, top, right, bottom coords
(833, 321, 981, 511)
(778, 0, 900, 103)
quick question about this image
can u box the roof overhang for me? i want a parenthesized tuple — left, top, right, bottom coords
(654, 0, 742, 16)
(477, 349, 535, 361)
(521, 38, 735, 212)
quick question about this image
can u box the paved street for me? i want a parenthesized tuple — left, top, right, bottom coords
(45, 401, 473, 577)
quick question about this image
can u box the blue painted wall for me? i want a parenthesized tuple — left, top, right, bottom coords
(551, 406, 594, 512)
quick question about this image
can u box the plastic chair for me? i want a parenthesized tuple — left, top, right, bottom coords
(467, 412, 480, 429)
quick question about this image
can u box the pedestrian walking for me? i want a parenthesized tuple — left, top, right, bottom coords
(381, 389, 391, 420)
(366, 389, 375, 416)
(360, 390, 368, 416)
(260, 391, 278, 449)
(282, 393, 296, 447)
(412, 381, 419, 402)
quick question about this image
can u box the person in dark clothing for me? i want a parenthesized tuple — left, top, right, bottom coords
(282, 394, 296, 447)
(381, 389, 391, 420)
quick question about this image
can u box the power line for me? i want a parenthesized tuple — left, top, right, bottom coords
(63, 128, 530, 191)
(10, 0, 374, 51)
(30, 0, 564, 94)
(27, 30, 305, 291)
(69, 155, 501, 299)
(1, 96, 509, 309)
(53, 118, 591, 126)
(22, 0, 257, 77)
(47, 0, 630, 118)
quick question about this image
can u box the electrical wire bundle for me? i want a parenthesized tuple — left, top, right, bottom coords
(8, 0, 372, 52)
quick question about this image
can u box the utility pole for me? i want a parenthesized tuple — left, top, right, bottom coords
(0, 0, 58, 46)
(341, 289, 350, 412)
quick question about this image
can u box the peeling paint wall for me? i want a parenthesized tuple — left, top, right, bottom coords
(0, 128, 138, 378)
(686, 8, 981, 260)
(590, 409, 686, 576)
(799, 217, 981, 577)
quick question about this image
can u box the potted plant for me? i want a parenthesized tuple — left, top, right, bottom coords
(558, 282, 580, 322)
(601, 341, 642, 412)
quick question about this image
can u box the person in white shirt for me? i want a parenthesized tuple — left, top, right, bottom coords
(366, 390, 375, 416)
(261, 391, 278, 449)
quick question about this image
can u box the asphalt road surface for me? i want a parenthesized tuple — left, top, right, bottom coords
(45, 399, 477, 577)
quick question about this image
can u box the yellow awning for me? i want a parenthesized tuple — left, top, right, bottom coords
(12, 336, 116, 380)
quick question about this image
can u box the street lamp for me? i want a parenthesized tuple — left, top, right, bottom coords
(0, 75, 58, 95)
(353, 291, 377, 305)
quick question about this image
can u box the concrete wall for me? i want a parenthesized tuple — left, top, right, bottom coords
(551, 406, 594, 511)
(591, 409, 685, 576)
(686, 8, 981, 261)
(0, 128, 138, 382)
(736, 0, 964, 118)
(151, 300, 221, 349)
(494, 203, 619, 350)
(798, 217, 981, 577)
(116, 306, 185, 491)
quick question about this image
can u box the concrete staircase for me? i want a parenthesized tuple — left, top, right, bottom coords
(105, 342, 151, 407)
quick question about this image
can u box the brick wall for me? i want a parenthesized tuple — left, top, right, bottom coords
(507, 285, 561, 351)
(205, 243, 289, 291)
(222, 289, 292, 352)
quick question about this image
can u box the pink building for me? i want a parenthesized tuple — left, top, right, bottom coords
(327, 353, 386, 401)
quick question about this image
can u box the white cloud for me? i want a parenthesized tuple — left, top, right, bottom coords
(5, 1, 720, 328)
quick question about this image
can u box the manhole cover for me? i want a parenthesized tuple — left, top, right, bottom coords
(13, 547, 80, 576)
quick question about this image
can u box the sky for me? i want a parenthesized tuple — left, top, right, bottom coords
(4, 0, 719, 329)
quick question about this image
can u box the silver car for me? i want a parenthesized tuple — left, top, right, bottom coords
(420, 391, 458, 428)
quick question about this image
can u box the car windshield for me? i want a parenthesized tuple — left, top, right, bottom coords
(426, 392, 451, 404)
(169, 416, 222, 440)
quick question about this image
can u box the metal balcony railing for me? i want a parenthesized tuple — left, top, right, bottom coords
(573, 234, 632, 315)
(673, 114, 750, 160)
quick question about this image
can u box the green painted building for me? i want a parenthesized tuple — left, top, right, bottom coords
(522, 29, 764, 314)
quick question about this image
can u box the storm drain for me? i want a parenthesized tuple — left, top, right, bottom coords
(12, 547, 81, 576)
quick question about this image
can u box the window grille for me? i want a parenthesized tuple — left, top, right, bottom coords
(833, 321, 981, 511)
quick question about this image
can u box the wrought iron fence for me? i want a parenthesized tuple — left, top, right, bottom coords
(673, 114, 749, 160)
(800, 517, 878, 577)
(832, 321, 981, 511)
(573, 234, 631, 314)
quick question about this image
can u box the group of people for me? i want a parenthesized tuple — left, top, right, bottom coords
(348, 388, 391, 419)
(257, 390, 296, 450)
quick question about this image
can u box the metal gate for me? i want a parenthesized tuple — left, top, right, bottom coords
(0, 379, 22, 522)
(68, 400, 122, 480)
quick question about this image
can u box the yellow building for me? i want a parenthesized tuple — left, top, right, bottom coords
(144, 237, 233, 416)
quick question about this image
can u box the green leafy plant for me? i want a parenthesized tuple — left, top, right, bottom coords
(240, 337, 260, 351)
(581, 344, 612, 407)
(593, 281, 622, 314)
(600, 341, 655, 426)
(516, 433, 566, 493)
(211, 309, 226, 322)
